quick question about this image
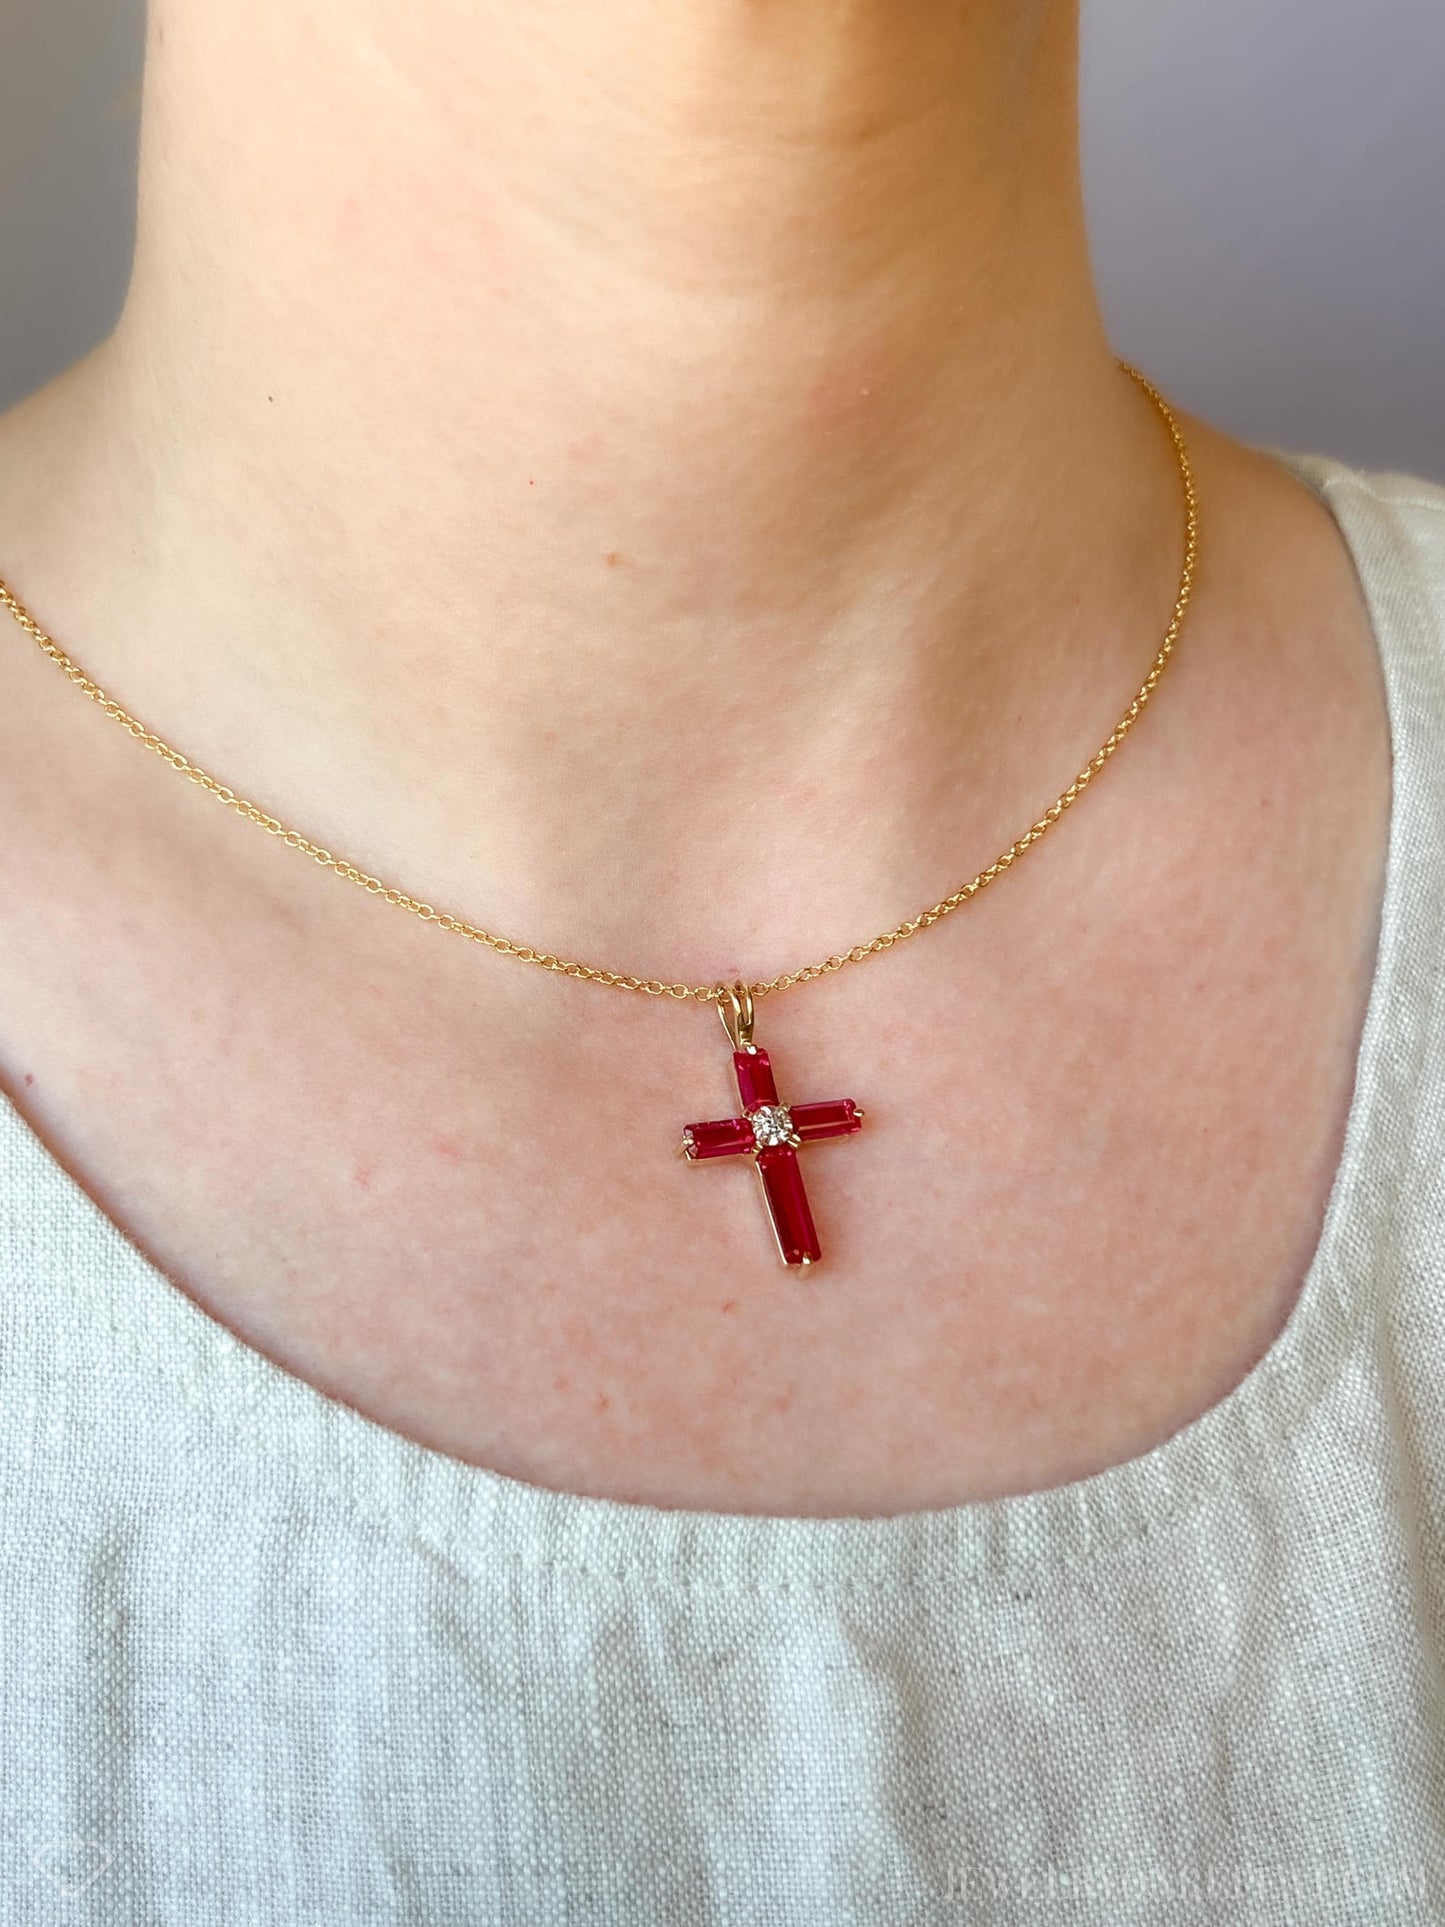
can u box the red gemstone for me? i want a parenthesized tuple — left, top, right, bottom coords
(683, 1032, 862, 1268)
(756, 1145, 822, 1266)
(733, 1047, 779, 1113)
(789, 1098, 862, 1143)
(683, 1117, 756, 1160)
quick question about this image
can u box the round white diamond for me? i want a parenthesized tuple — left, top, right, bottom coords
(749, 1104, 795, 1149)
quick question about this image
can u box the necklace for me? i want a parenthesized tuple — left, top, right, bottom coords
(0, 361, 1198, 1270)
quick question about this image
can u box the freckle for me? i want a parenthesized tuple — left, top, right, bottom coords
(604, 551, 623, 568)
(23, 1072, 35, 1086)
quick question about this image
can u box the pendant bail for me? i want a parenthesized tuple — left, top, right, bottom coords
(716, 980, 756, 1052)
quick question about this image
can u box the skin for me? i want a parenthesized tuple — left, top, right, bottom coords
(0, 0, 1390, 1515)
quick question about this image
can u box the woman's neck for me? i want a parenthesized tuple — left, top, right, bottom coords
(2, 0, 1185, 978)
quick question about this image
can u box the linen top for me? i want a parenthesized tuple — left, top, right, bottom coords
(3, 454, 1445, 1927)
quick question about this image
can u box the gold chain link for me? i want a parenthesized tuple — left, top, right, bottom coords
(0, 361, 1197, 1006)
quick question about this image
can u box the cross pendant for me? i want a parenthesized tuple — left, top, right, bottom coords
(680, 982, 863, 1268)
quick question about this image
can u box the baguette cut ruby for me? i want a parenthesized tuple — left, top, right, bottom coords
(789, 1098, 863, 1143)
(683, 1117, 756, 1160)
(733, 1048, 779, 1113)
(683, 1036, 862, 1267)
(756, 1145, 821, 1266)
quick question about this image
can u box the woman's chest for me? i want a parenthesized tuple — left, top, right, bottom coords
(0, 787, 1384, 1519)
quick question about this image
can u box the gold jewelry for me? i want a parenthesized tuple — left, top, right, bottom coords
(0, 359, 1198, 1268)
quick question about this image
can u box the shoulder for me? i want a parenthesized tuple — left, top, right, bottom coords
(1285, 454, 1445, 527)
(1280, 455, 1445, 635)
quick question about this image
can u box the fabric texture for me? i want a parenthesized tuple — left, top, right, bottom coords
(3, 455, 1445, 1926)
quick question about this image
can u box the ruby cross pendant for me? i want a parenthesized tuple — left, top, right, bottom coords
(680, 982, 864, 1268)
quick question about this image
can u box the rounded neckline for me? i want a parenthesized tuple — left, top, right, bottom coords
(0, 454, 1423, 1590)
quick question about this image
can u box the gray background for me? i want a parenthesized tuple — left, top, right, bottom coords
(1, 0, 1442, 479)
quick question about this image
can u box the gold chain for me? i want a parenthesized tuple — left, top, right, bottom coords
(0, 361, 1197, 1006)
